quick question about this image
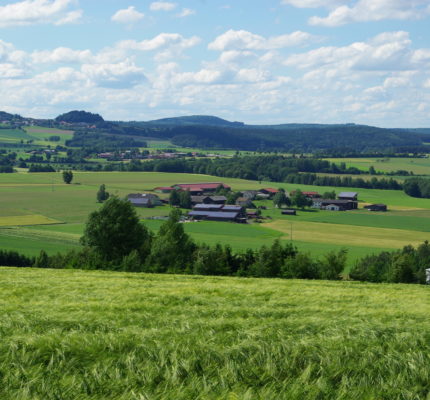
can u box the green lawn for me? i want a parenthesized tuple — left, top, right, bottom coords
(0, 267, 429, 400)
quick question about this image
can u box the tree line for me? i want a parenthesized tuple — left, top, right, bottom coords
(106, 156, 403, 190)
(403, 177, 430, 198)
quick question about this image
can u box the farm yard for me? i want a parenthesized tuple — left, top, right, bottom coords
(1, 171, 430, 268)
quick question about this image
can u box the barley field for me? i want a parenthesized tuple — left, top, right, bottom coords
(0, 267, 429, 400)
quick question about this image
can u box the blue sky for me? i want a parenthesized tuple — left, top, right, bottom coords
(1, 0, 430, 127)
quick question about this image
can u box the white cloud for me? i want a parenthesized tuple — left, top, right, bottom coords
(208, 29, 317, 51)
(150, 2, 177, 11)
(0, 0, 82, 28)
(176, 8, 196, 18)
(32, 47, 93, 64)
(308, 0, 430, 27)
(285, 31, 418, 71)
(281, 0, 343, 8)
(81, 60, 147, 89)
(111, 6, 144, 24)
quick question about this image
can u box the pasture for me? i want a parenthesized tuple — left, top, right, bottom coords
(1, 171, 430, 266)
(0, 267, 429, 400)
(324, 157, 430, 176)
(0, 125, 74, 146)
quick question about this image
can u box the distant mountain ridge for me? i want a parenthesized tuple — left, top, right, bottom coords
(142, 115, 245, 127)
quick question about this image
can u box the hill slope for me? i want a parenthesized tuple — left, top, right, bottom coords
(1, 267, 429, 400)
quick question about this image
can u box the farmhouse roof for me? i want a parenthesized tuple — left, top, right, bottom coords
(222, 205, 243, 211)
(193, 204, 224, 210)
(261, 188, 278, 194)
(338, 192, 358, 197)
(175, 182, 231, 190)
(129, 198, 150, 205)
(189, 211, 239, 219)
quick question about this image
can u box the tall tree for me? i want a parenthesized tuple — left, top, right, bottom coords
(81, 196, 152, 263)
(179, 190, 192, 209)
(146, 209, 195, 273)
(169, 189, 181, 206)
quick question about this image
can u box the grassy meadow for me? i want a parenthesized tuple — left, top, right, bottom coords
(324, 156, 430, 175)
(1, 171, 430, 267)
(0, 267, 429, 400)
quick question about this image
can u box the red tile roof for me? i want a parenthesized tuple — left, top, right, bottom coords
(175, 183, 231, 190)
(262, 188, 278, 194)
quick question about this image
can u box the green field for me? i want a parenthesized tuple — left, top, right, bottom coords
(0, 125, 74, 146)
(0, 267, 429, 400)
(324, 157, 430, 175)
(1, 171, 430, 266)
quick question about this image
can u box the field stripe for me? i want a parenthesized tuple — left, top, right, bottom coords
(266, 220, 429, 249)
(0, 215, 62, 227)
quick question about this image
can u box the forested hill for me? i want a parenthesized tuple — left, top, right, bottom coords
(142, 115, 245, 127)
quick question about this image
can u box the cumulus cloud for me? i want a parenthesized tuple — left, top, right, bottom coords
(111, 6, 144, 24)
(150, 1, 177, 11)
(81, 60, 147, 89)
(208, 29, 317, 51)
(285, 31, 419, 71)
(0, 0, 82, 28)
(308, 0, 430, 27)
(32, 47, 93, 64)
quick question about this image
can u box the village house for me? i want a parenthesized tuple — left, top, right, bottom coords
(291, 191, 321, 199)
(235, 197, 254, 208)
(312, 199, 358, 211)
(190, 195, 227, 205)
(241, 190, 259, 200)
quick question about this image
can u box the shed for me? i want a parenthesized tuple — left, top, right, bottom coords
(364, 204, 387, 212)
(282, 209, 296, 216)
(128, 198, 152, 208)
(338, 192, 358, 201)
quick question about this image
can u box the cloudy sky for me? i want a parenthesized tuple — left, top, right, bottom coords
(1, 0, 430, 126)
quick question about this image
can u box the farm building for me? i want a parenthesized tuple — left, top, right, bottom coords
(259, 188, 279, 196)
(193, 204, 224, 212)
(189, 204, 246, 222)
(241, 190, 259, 200)
(312, 199, 358, 211)
(188, 211, 244, 223)
(191, 195, 227, 205)
(127, 193, 162, 207)
(235, 197, 254, 208)
(290, 191, 321, 199)
(338, 192, 358, 201)
(364, 204, 387, 212)
(282, 209, 296, 216)
(172, 183, 231, 194)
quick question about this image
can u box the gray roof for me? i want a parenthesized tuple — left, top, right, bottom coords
(222, 205, 243, 211)
(194, 204, 223, 210)
(210, 196, 227, 201)
(189, 211, 239, 219)
(338, 192, 358, 197)
(129, 198, 150, 205)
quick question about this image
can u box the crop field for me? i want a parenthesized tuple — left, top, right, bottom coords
(324, 157, 430, 175)
(1, 171, 429, 266)
(0, 267, 429, 400)
(0, 125, 74, 146)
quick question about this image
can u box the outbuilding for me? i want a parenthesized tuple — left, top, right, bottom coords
(364, 204, 387, 212)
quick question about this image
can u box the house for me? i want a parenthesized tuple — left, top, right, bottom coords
(259, 188, 279, 196)
(338, 192, 358, 201)
(127, 193, 163, 207)
(222, 205, 246, 217)
(256, 193, 271, 200)
(364, 204, 387, 212)
(235, 197, 254, 208)
(312, 199, 358, 211)
(241, 190, 259, 200)
(172, 183, 231, 194)
(290, 191, 321, 199)
(282, 209, 296, 216)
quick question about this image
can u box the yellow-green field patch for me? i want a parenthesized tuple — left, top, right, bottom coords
(266, 219, 429, 249)
(0, 215, 62, 227)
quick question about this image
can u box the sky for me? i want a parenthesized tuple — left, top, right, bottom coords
(1, 0, 430, 127)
